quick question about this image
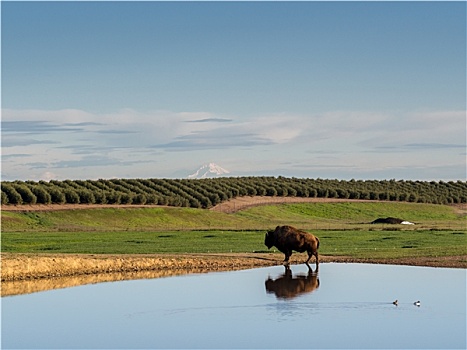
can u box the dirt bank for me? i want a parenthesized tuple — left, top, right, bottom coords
(2, 253, 465, 296)
(1, 253, 282, 296)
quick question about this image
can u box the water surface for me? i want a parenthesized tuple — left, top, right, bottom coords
(2, 263, 465, 349)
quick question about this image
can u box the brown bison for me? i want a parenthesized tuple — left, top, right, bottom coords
(265, 225, 320, 266)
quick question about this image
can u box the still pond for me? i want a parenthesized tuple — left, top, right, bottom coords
(2, 263, 466, 349)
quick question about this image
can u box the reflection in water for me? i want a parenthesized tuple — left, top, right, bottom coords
(265, 263, 319, 299)
(2, 268, 221, 297)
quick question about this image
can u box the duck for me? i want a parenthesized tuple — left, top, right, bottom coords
(414, 301, 421, 307)
(392, 300, 398, 306)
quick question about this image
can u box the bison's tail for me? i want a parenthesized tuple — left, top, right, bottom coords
(317, 237, 320, 249)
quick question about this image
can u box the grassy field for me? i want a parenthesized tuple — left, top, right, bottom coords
(2, 201, 464, 232)
(2, 229, 466, 260)
(2, 201, 465, 259)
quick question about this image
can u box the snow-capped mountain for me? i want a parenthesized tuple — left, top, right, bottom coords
(188, 163, 230, 179)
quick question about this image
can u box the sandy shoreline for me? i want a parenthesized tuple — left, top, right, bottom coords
(2, 253, 466, 296)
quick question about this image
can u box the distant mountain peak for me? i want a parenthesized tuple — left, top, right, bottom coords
(188, 163, 230, 179)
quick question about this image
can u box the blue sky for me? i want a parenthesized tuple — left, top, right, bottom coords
(2, 1, 466, 181)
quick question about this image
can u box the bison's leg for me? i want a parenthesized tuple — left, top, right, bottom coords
(306, 250, 319, 267)
(283, 251, 292, 265)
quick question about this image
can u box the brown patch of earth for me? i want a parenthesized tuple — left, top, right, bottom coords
(2, 253, 466, 296)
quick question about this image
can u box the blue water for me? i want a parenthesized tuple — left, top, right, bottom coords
(2, 263, 466, 349)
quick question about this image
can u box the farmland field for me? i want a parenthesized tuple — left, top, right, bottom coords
(2, 199, 465, 256)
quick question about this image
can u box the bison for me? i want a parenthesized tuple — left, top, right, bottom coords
(265, 225, 320, 266)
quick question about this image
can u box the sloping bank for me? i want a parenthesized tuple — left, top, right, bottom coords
(1, 253, 281, 281)
(1, 253, 281, 296)
(2, 253, 465, 296)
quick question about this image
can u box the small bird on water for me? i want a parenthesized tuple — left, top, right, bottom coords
(393, 300, 398, 306)
(414, 301, 421, 307)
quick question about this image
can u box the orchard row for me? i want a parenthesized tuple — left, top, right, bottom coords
(2, 177, 466, 207)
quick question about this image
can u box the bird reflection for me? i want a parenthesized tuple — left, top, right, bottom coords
(265, 264, 319, 299)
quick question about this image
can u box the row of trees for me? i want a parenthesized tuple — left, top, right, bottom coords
(2, 177, 466, 208)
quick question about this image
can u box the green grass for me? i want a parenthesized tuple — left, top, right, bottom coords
(1, 230, 265, 254)
(2, 201, 465, 259)
(318, 230, 466, 259)
(2, 229, 465, 259)
(2, 202, 464, 233)
(237, 201, 460, 223)
(1, 207, 260, 232)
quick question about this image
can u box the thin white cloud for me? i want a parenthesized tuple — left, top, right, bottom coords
(1, 108, 465, 181)
(356, 110, 465, 151)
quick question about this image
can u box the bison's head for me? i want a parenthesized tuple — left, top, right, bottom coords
(264, 230, 275, 249)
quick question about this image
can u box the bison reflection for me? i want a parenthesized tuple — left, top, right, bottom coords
(265, 265, 320, 300)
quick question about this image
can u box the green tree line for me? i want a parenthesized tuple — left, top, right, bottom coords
(1, 177, 466, 207)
